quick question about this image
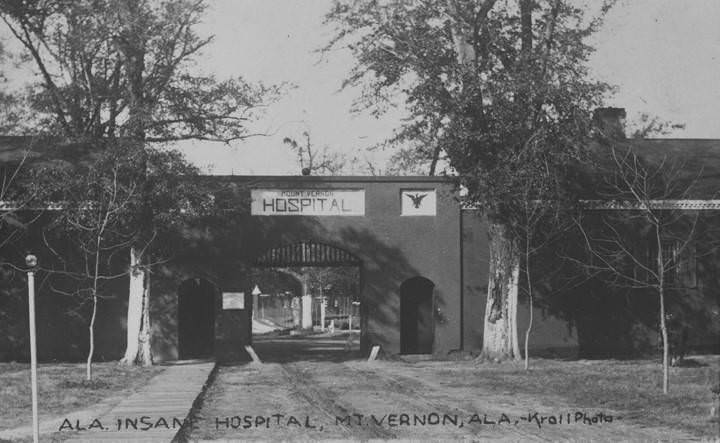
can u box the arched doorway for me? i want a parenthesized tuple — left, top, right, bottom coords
(178, 278, 216, 359)
(250, 241, 363, 361)
(400, 276, 434, 354)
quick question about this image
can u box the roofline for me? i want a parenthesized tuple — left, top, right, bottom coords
(625, 138, 720, 142)
(197, 175, 453, 183)
(461, 199, 720, 211)
(4, 198, 720, 212)
(581, 199, 720, 210)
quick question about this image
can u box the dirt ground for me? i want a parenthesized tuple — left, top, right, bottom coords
(188, 334, 718, 441)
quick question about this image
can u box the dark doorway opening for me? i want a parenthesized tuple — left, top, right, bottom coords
(400, 276, 434, 354)
(178, 278, 216, 359)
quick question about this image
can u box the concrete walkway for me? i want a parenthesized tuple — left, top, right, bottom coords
(65, 360, 215, 443)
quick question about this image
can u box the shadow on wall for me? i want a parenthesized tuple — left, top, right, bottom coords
(151, 261, 224, 361)
(164, 209, 441, 359)
(141, 177, 455, 362)
(177, 278, 216, 359)
(0, 265, 129, 363)
(526, 212, 720, 358)
(400, 276, 435, 354)
(336, 226, 444, 356)
(0, 215, 130, 362)
(525, 235, 654, 359)
(460, 210, 490, 353)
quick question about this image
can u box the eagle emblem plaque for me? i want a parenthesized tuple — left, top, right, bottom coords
(401, 189, 436, 216)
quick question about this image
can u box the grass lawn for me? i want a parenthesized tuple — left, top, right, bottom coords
(0, 361, 165, 432)
(433, 355, 720, 438)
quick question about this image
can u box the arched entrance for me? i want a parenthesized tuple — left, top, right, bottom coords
(250, 241, 363, 361)
(400, 276, 434, 354)
(178, 278, 216, 359)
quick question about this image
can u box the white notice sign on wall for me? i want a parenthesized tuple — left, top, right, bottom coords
(401, 189, 437, 216)
(251, 189, 365, 216)
(222, 292, 245, 310)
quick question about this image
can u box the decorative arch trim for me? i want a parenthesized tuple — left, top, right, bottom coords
(254, 241, 361, 267)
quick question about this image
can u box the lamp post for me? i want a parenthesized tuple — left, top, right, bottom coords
(25, 254, 39, 443)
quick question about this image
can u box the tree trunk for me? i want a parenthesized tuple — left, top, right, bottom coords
(659, 284, 669, 394)
(121, 246, 152, 365)
(523, 238, 533, 370)
(655, 226, 669, 394)
(138, 269, 152, 365)
(118, 2, 153, 366)
(481, 222, 521, 360)
(86, 290, 97, 381)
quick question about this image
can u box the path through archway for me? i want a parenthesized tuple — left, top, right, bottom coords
(249, 241, 363, 362)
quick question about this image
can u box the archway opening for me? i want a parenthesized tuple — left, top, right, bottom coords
(400, 276, 434, 354)
(249, 241, 363, 362)
(178, 278, 216, 359)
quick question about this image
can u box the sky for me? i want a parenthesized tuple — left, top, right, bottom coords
(2, 0, 720, 175)
(186, 0, 407, 175)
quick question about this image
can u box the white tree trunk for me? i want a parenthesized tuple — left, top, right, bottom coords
(659, 285, 669, 394)
(121, 246, 152, 365)
(656, 230, 669, 394)
(138, 269, 153, 366)
(481, 222, 522, 360)
(86, 291, 97, 381)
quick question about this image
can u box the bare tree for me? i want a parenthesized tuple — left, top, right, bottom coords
(574, 145, 704, 393)
(40, 147, 141, 380)
(283, 131, 347, 176)
(511, 185, 573, 369)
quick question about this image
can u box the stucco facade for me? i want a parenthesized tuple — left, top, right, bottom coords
(155, 176, 471, 361)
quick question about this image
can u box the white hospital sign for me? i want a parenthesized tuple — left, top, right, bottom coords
(251, 189, 365, 216)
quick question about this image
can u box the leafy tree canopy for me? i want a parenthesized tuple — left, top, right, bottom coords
(0, 0, 281, 143)
(0, 0, 281, 262)
(326, 0, 615, 224)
